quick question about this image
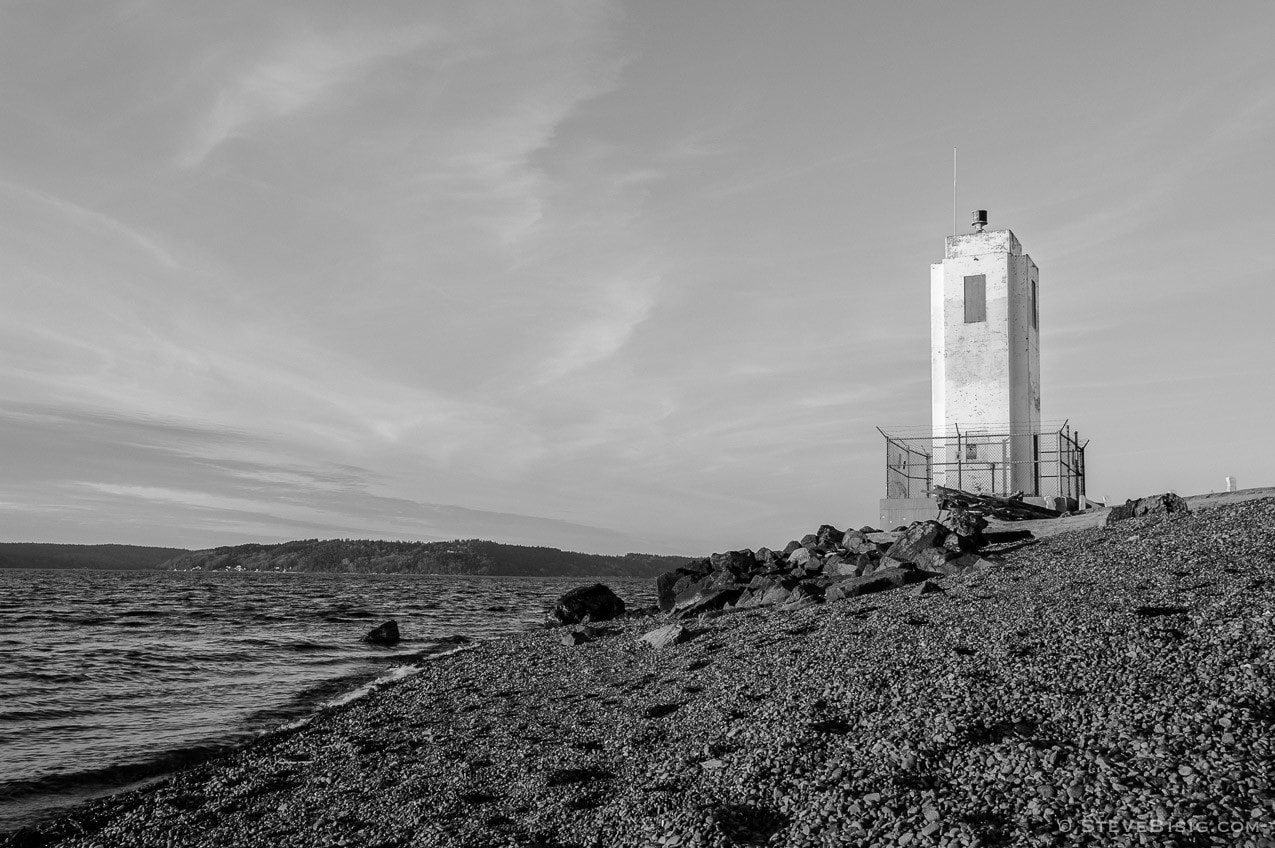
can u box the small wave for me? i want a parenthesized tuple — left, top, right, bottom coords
(277, 642, 476, 732)
(0, 706, 91, 722)
(320, 665, 420, 710)
(238, 670, 378, 731)
(314, 606, 377, 620)
(60, 616, 112, 626)
(0, 671, 90, 684)
(0, 742, 232, 802)
(285, 641, 332, 653)
(279, 670, 379, 710)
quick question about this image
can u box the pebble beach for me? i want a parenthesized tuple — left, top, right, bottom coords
(7, 498, 1274, 848)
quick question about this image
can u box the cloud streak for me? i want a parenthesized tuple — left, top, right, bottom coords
(180, 28, 433, 168)
(531, 276, 656, 386)
(0, 181, 179, 270)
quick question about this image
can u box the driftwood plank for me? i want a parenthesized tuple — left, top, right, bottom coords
(930, 485, 1061, 521)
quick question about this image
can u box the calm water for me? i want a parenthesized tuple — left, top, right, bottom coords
(0, 568, 655, 833)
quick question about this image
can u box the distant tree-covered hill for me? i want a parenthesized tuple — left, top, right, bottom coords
(0, 543, 190, 570)
(160, 539, 695, 577)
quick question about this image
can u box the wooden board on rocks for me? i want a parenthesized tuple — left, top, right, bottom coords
(986, 486, 1275, 539)
(930, 486, 1062, 522)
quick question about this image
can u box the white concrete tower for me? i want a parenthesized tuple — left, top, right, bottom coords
(930, 214, 1040, 491)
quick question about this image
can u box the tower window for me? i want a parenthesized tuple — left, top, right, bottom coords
(963, 275, 986, 323)
(1031, 280, 1038, 329)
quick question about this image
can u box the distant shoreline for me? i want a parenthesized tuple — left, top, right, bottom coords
(0, 538, 696, 578)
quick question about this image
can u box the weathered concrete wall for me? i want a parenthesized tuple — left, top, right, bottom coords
(879, 497, 940, 529)
(1007, 253, 1041, 492)
(930, 263, 945, 437)
(930, 228, 1041, 492)
(944, 229, 1022, 259)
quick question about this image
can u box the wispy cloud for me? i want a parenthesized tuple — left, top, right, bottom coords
(0, 180, 179, 269)
(180, 28, 432, 168)
(531, 277, 656, 386)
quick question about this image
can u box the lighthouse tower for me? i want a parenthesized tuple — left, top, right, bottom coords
(878, 212, 1085, 527)
(930, 211, 1039, 491)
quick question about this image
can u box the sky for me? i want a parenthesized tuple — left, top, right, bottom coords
(2, 1, 1273, 556)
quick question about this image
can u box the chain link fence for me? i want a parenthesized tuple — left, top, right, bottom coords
(881, 423, 1086, 501)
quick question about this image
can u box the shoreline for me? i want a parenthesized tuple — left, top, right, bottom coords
(7, 497, 1274, 847)
(0, 640, 477, 839)
(0, 572, 654, 836)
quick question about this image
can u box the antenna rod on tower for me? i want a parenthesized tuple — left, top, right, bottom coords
(952, 148, 957, 236)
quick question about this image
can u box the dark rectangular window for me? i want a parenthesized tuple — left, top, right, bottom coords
(963, 274, 986, 323)
(1031, 280, 1038, 329)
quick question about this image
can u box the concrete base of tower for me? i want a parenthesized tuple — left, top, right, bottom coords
(878, 495, 1080, 529)
(878, 497, 940, 530)
(1023, 495, 1078, 514)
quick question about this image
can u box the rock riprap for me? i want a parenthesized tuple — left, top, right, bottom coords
(653, 518, 996, 617)
(10, 497, 1274, 848)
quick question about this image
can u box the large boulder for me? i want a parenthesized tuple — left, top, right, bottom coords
(882, 521, 961, 571)
(823, 581, 857, 603)
(916, 547, 962, 572)
(1105, 493, 1190, 525)
(782, 582, 826, 607)
(815, 524, 843, 550)
(884, 521, 947, 561)
(551, 584, 625, 625)
(1105, 501, 1137, 524)
(853, 554, 878, 577)
(670, 571, 743, 609)
(941, 509, 988, 552)
(362, 620, 400, 645)
(823, 555, 858, 577)
(675, 587, 744, 618)
(748, 574, 793, 591)
(655, 559, 715, 612)
(787, 547, 817, 568)
(923, 553, 997, 576)
(1134, 492, 1190, 519)
(824, 566, 927, 602)
(710, 549, 757, 574)
(840, 530, 877, 555)
(747, 578, 800, 606)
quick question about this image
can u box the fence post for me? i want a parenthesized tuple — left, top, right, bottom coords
(1032, 434, 1040, 497)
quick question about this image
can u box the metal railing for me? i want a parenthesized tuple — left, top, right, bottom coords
(880, 422, 1086, 501)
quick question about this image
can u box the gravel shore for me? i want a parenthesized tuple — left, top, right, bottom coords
(8, 499, 1274, 848)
